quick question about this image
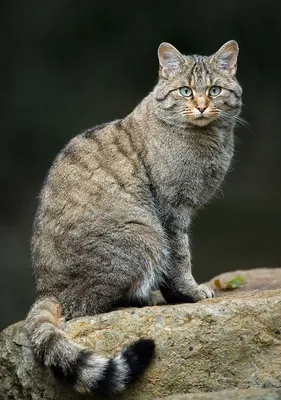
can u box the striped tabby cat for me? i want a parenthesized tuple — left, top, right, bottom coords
(25, 40, 242, 396)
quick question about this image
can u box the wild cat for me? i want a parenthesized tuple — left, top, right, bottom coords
(24, 40, 242, 396)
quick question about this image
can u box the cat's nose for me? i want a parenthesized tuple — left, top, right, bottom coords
(196, 105, 207, 113)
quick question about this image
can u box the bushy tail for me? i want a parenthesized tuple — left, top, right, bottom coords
(24, 297, 155, 396)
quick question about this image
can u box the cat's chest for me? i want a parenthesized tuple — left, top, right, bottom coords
(150, 135, 232, 209)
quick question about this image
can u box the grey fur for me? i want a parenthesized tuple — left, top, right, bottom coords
(24, 40, 242, 396)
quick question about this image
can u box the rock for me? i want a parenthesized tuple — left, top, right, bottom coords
(1, 268, 281, 400)
(206, 267, 281, 294)
(156, 388, 281, 399)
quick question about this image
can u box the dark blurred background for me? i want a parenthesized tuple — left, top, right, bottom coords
(1, 1, 281, 330)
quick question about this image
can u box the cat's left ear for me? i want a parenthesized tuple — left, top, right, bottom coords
(210, 40, 239, 77)
(158, 42, 185, 79)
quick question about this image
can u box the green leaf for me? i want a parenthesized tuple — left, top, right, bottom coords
(226, 275, 245, 289)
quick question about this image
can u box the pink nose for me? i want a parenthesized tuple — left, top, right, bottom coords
(196, 105, 207, 113)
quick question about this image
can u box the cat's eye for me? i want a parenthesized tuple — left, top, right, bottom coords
(209, 86, 221, 97)
(179, 87, 193, 97)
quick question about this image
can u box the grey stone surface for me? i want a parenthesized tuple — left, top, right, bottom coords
(1, 268, 281, 400)
(156, 388, 281, 400)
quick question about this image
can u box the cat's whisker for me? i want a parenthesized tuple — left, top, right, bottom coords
(219, 111, 250, 128)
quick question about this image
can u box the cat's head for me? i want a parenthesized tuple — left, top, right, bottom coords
(153, 41, 242, 128)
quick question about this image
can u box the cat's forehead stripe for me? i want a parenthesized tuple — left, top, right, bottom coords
(187, 56, 211, 88)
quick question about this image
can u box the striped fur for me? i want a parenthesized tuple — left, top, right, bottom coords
(25, 41, 242, 396)
(24, 297, 155, 396)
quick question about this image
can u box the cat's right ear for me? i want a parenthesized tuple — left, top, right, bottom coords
(158, 43, 185, 79)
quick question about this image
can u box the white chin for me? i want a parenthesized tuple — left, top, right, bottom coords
(190, 118, 212, 127)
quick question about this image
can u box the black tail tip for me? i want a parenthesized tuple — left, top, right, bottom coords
(122, 338, 156, 383)
(129, 338, 156, 360)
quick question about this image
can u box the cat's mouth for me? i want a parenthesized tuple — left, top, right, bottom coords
(189, 111, 219, 127)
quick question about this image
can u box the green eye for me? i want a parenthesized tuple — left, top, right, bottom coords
(209, 86, 221, 96)
(179, 86, 193, 97)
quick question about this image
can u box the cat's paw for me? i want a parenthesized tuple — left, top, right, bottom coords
(164, 284, 215, 304)
(190, 284, 214, 302)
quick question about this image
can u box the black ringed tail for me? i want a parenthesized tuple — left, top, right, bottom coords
(24, 297, 155, 396)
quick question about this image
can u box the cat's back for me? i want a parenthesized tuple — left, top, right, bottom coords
(34, 120, 151, 237)
(54, 120, 142, 187)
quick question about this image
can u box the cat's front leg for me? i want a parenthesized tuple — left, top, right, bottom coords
(161, 228, 214, 304)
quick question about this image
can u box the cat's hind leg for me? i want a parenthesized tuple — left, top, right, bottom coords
(59, 220, 168, 318)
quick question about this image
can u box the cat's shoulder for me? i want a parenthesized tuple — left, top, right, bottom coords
(81, 119, 122, 140)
